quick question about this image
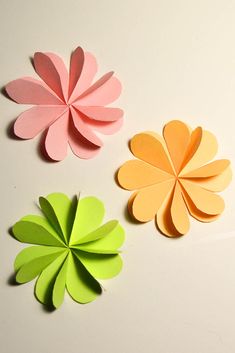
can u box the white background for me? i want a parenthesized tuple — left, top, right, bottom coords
(1, 1, 235, 352)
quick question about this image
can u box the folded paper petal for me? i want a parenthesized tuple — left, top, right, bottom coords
(75, 224, 125, 254)
(170, 182, 190, 235)
(82, 116, 123, 135)
(35, 251, 68, 305)
(191, 167, 232, 192)
(181, 130, 218, 175)
(181, 159, 230, 178)
(66, 253, 101, 303)
(34, 52, 69, 102)
(180, 127, 203, 170)
(118, 159, 173, 190)
(45, 110, 69, 161)
(75, 220, 119, 244)
(68, 122, 101, 159)
(16, 250, 65, 283)
(73, 248, 119, 255)
(14, 245, 64, 272)
(131, 180, 175, 222)
(74, 251, 122, 280)
(68, 46, 85, 97)
(13, 215, 65, 246)
(163, 120, 191, 174)
(39, 193, 75, 244)
(69, 51, 98, 103)
(181, 179, 225, 215)
(182, 190, 220, 223)
(130, 133, 174, 174)
(69, 197, 105, 245)
(6, 77, 63, 105)
(75, 72, 122, 106)
(156, 189, 181, 237)
(14, 106, 67, 139)
(74, 105, 123, 122)
(52, 256, 69, 308)
(70, 107, 103, 146)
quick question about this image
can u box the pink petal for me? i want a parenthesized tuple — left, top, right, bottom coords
(70, 107, 103, 147)
(68, 52, 97, 104)
(5, 77, 63, 105)
(74, 72, 122, 106)
(34, 52, 69, 102)
(68, 46, 85, 97)
(81, 116, 123, 135)
(77, 72, 112, 97)
(68, 120, 101, 159)
(45, 110, 69, 161)
(14, 106, 68, 139)
(73, 105, 124, 122)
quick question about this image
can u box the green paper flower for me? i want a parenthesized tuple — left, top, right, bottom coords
(12, 193, 125, 308)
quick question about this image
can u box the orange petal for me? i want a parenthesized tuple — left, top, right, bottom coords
(181, 159, 230, 178)
(170, 182, 190, 235)
(180, 179, 225, 215)
(130, 133, 174, 174)
(131, 179, 175, 222)
(182, 190, 221, 222)
(163, 120, 191, 174)
(155, 189, 182, 237)
(145, 131, 174, 167)
(180, 130, 218, 175)
(180, 127, 202, 170)
(127, 192, 138, 217)
(117, 159, 173, 190)
(190, 166, 232, 192)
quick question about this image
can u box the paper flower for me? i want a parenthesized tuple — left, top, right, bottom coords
(12, 193, 125, 308)
(117, 120, 232, 237)
(6, 47, 123, 161)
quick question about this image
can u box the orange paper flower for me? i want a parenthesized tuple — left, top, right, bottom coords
(117, 120, 232, 237)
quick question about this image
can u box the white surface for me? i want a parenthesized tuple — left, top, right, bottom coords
(1, 0, 235, 352)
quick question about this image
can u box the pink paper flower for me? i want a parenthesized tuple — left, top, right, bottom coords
(6, 47, 123, 161)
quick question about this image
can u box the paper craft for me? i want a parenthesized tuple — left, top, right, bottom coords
(117, 120, 232, 237)
(5, 47, 123, 161)
(12, 193, 125, 308)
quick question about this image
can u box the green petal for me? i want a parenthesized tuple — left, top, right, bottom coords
(74, 224, 125, 254)
(13, 215, 65, 246)
(72, 247, 119, 254)
(39, 193, 76, 244)
(35, 251, 68, 306)
(69, 197, 105, 246)
(66, 253, 101, 303)
(52, 256, 69, 309)
(74, 220, 118, 245)
(73, 250, 123, 279)
(14, 245, 64, 272)
(16, 250, 65, 283)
